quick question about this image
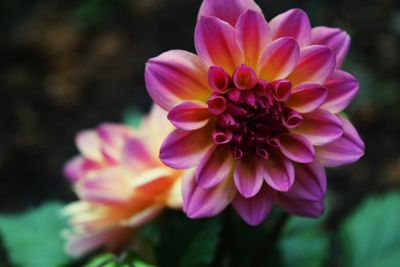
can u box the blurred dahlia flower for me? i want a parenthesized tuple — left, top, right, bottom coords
(145, 0, 364, 225)
(62, 106, 182, 257)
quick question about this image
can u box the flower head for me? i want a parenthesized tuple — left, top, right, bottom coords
(145, 0, 364, 225)
(62, 105, 182, 257)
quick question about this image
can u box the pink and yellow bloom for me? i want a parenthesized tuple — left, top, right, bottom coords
(145, 0, 364, 225)
(62, 106, 182, 257)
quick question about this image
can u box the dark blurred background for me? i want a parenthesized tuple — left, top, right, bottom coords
(0, 0, 399, 260)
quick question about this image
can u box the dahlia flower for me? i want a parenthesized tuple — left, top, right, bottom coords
(145, 0, 364, 225)
(62, 106, 182, 257)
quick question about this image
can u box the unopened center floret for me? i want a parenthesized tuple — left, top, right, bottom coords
(207, 64, 303, 160)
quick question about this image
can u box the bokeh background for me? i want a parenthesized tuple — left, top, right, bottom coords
(1, 0, 399, 266)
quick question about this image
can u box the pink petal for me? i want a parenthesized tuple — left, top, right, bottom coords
(284, 161, 326, 202)
(321, 70, 359, 113)
(236, 10, 271, 68)
(270, 9, 311, 46)
(77, 168, 131, 204)
(160, 128, 212, 169)
(288, 45, 336, 86)
(195, 16, 244, 74)
(208, 66, 230, 93)
(168, 100, 211, 130)
(258, 37, 300, 81)
(96, 124, 133, 163)
(195, 145, 233, 189)
(76, 130, 103, 162)
(282, 109, 303, 129)
(63, 156, 101, 182)
(145, 50, 211, 110)
(122, 137, 155, 170)
(233, 185, 276, 225)
(261, 153, 295, 192)
(272, 79, 292, 102)
(316, 115, 364, 167)
(311, 26, 351, 68)
(96, 123, 132, 149)
(233, 64, 258, 90)
(65, 228, 129, 258)
(234, 157, 264, 198)
(207, 95, 227, 115)
(183, 171, 236, 218)
(198, 0, 262, 26)
(212, 129, 233, 144)
(277, 196, 325, 218)
(279, 133, 315, 163)
(286, 82, 328, 113)
(290, 109, 343, 146)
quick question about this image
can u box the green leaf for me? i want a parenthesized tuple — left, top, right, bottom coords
(279, 215, 329, 267)
(84, 252, 156, 267)
(0, 202, 71, 267)
(179, 219, 221, 267)
(84, 253, 116, 267)
(157, 212, 221, 267)
(122, 108, 143, 129)
(340, 192, 400, 267)
(133, 260, 156, 267)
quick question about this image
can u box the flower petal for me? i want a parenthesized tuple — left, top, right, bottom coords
(261, 153, 295, 192)
(65, 228, 129, 258)
(140, 104, 174, 152)
(236, 10, 271, 68)
(77, 168, 131, 204)
(286, 82, 328, 113)
(258, 37, 300, 81)
(64, 156, 101, 182)
(270, 9, 311, 46)
(145, 50, 210, 110)
(195, 145, 233, 189)
(288, 45, 336, 86)
(316, 115, 364, 167)
(121, 205, 163, 227)
(233, 185, 276, 225)
(311, 26, 350, 68)
(198, 0, 262, 26)
(160, 128, 212, 169)
(183, 171, 236, 218)
(168, 100, 211, 130)
(195, 16, 244, 74)
(122, 137, 155, 171)
(284, 161, 326, 202)
(131, 167, 174, 193)
(290, 109, 343, 146)
(76, 130, 103, 162)
(96, 123, 132, 150)
(234, 157, 264, 198)
(277, 196, 325, 218)
(321, 70, 359, 113)
(279, 133, 315, 163)
(166, 178, 183, 209)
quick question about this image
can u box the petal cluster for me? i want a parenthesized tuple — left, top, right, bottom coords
(145, 0, 364, 225)
(62, 106, 183, 257)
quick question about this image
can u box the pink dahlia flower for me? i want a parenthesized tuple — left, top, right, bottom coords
(62, 105, 183, 257)
(145, 0, 364, 225)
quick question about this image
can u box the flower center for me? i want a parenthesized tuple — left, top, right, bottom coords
(207, 64, 303, 160)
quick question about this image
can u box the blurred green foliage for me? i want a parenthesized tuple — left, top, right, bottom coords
(279, 215, 329, 267)
(0, 202, 70, 267)
(156, 213, 221, 267)
(340, 193, 400, 267)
